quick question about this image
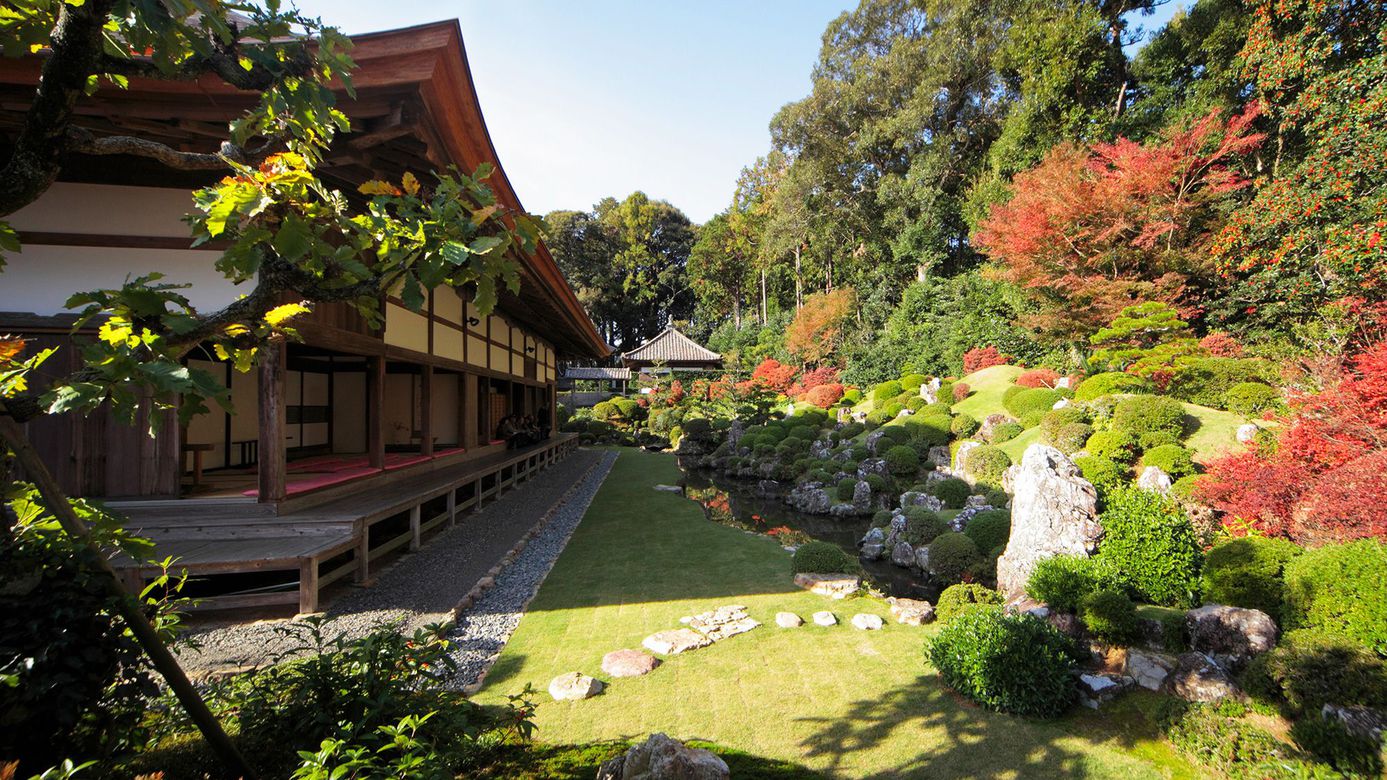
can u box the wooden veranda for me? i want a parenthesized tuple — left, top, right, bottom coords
(110, 434, 580, 614)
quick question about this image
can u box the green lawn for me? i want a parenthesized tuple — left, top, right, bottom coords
(478, 449, 1196, 778)
(951, 364, 1025, 419)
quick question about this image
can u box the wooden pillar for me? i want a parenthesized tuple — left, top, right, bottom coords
(298, 557, 319, 614)
(409, 505, 421, 551)
(419, 365, 433, 457)
(257, 337, 287, 503)
(368, 355, 385, 469)
(461, 373, 479, 449)
(446, 489, 457, 527)
(355, 531, 370, 583)
(472, 476, 483, 513)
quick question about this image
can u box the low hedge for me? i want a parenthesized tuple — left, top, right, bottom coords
(1112, 395, 1187, 447)
(928, 609, 1078, 718)
(1225, 382, 1283, 416)
(1026, 555, 1102, 613)
(988, 422, 1023, 443)
(1201, 536, 1301, 619)
(1282, 539, 1387, 655)
(791, 541, 856, 575)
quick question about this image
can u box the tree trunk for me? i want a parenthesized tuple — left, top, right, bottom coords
(0, 406, 256, 779)
(759, 269, 768, 325)
(733, 297, 742, 328)
(793, 245, 803, 309)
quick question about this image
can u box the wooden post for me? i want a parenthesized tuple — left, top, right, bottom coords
(257, 337, 286, 503)
(355, 530, 370, 583)
(419, 365, 433, 457)
(368, 356, 385, 470)
(472, 476, 482, 513)
(461, 373, 477, 450)
(446, 489, 456, 527)
(409, 505, 421, 551)
(298, 557, 319, 614)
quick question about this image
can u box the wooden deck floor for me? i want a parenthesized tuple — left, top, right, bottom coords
(109, 434, 581, 613)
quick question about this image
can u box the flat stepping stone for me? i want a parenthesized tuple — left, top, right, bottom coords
(643, 628, 712, 655)
(602, 649, 659, 678)
(851, 614, 884, 630)
(794, 572, 861, 599)
(812, 611, 837, 627)
(549, 671, 604, 701)
(888, 597, 935, 625)
(688, 604, 759, 641)
(775, 612, 804, 628)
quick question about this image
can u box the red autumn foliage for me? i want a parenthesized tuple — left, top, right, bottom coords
(1016, 368, 1061, 389)
(750, 358, 798, 394)
(962, 346, 1010, 374)
(799, 366, 841, 391)
(802, 383, 845, 409)
(975, 106, 1264, 341)
(1198, 340, 1387, 542)
(665, 380, 685, 406)
(1199, 332, 1244, 357)
(952, 382, 971, 402)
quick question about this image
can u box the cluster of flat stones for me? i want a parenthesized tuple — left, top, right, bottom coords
(772, 609, 885, 630)
(792, 572, 861, 599)
(597, 733, 730, 780)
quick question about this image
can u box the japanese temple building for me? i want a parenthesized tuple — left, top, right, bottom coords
(620, 326, 723, 373)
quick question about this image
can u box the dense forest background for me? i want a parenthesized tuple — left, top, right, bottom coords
(546, 0, 1384, 382)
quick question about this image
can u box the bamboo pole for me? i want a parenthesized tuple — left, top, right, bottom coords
(0, 406, 256, 780)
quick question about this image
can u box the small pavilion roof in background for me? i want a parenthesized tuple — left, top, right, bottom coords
(621, 327, 722, 366)
(562, 366, 632, 381)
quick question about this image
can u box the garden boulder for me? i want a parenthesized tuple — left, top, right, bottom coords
(812, 611, 837, 626)
(995, 445, 1101, 600)
(1185, 604, 1278, 671)
(786, 482, 832, 515)
(602, 650, 659, 678)
(1123, 649, 1177, 691)
(1136, 466, 1172, 495)
(888, 597, 935, 625)
(775, 612, 804, 628)
(859, 526, 887, 560)
(1169, 652, 1243, 702)
(851, 613, 884, 630)
(890, 541, 915, 568)
(793, 572, 860, 599)
(596, 733, 730, 780)
(549, 672, 604, 701)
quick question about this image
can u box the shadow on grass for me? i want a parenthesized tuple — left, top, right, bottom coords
(473, 739, 825, 779)
(797, 676, 1180, 779)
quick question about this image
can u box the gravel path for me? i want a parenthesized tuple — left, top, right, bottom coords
(176, 448, 608, 673)
(446, 450, 618, 690)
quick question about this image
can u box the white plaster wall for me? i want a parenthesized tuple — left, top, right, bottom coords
(9, 182, 196, 236)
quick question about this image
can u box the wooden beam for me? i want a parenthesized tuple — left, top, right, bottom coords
(298, 557, 319, 614)
(368, 355, 385, 470)
(409, 505, 421, 552)
(257, 337, 286, 503)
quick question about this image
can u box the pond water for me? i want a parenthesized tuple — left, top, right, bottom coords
(677, 461, 935, 600)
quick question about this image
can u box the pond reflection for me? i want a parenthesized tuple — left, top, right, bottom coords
(677, 461, 934, 599)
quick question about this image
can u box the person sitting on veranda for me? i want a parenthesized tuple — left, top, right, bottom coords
(496, 415, 527, 449)
(536, 405, 552, 439)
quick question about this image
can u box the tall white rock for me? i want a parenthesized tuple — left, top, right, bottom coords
(995, 444, 1102, 600)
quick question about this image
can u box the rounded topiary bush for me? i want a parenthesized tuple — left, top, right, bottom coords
(962, 445, 1012, 488)
(1026, 555, 1102, 613)
(871, 380, 903, 402)
(878, 425, 911, 446)
(926, 477, 971, 509)
(950, 413, 980, 438)
(935, 582, 1004, 624)
(1073, 372, 1152, 402)
(1282, 539, 1387, 655)
(842, 388, 863, 404)
(963, 509, 1010, 553)
(1242, 628, 1387, 717)
(1020, 410, 1046, 429)
(908, 415, 952, 448)
(902, 509, 948, 547)
(1202, 536, 1303, 620)
(864, 473, 888, 493)
(791, 541, 856, 575)
(883, 444, 920, 477)
(1040, 406, 1088, 441)
(1084, 430, 1138, 464)
(1141, 444, 1196, 478)
(1225, 382, 1282, 416)
(1080, 589, 1140, 645)
(835, 477, 857, 501)
(1051, 422, 1093, 454)
(1169, 474, 1203, 500)
(1112, 395, 1187, 447)
(928, 609, 1078, 718)
(901, 373, 927, 391)
(1098, 487, 1202, 608)
(989, 422, 1023, 443)
(682, 417, 712, 437)
(952, 382, 971, 402)
(1004, 387, 1063, 420)
(928, 532, 982, 584)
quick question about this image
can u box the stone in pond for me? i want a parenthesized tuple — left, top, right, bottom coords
(888, 597, 935, 625)
(596, 732, 730, 780)
(642, 629, 712, 656)
(549, 671, 604, 701)
(602, 649, 659, 678)
(775, 612, 804, 628)
(812, 611, 837, 627)
(851, 613, 883, 630)
(793, 572, 860, 599)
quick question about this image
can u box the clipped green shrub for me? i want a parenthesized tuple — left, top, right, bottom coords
(1002, 385, 1026, 405)
(1112, 395, 1187, 446)
(871, 380, 903, 402)
(1040, 406, 1088, 441)
(904, 396, 926, 412)
(1026, 555, 1102, 612)
(901, 373, 927, 391)
(1168, 357, 1278, 408)
(882, 402, 905, 418)
(682, 417, 712, 437)
(962, 445, 1012, 488)
(836, 421, 866, 441)
(1225, 382, 1283, 416)
(842, 388, 863, 404)
(988, 421, 1023, 443)
(1202, 536, 1302, 618)
(591, 400, 617, 421)
(864, 473, 887, 493)
(1080, 589, 1140, 645)
(1084, 429, 1138, 464)
(928, 609, 1078, 718)
(871, 510, 894, 528)
(791, 541, 855, 574)
(928, 532, 983, 584)
(835, 477, 857, 501)
(951, 413, 980, 438)
(1020, 410, 1046, 428)
(1097, 487, 1202, 607)
(1142, 444, 1197, 478)
(935, 582, 1004, 624)
(926, 477, 971, 509)
(1070, 452, 1126, 494)
(906, 414, 952, 449)
(878, 425, 911, 446)
(1004, 387, 1063, 419)
(902, 510, 948, 547)
(1283, 539, 1387, 655)
(883, 445, 920, 477)
(963, 509, 1010, 553)
(1052, 422, 1093, 454)
(1073, 372, 1152, 402)
(1243, 629, 1387, 717)
(1170, 474, 1203, 500)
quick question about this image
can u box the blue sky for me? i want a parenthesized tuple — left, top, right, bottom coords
(293, 1, 1181, 224)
